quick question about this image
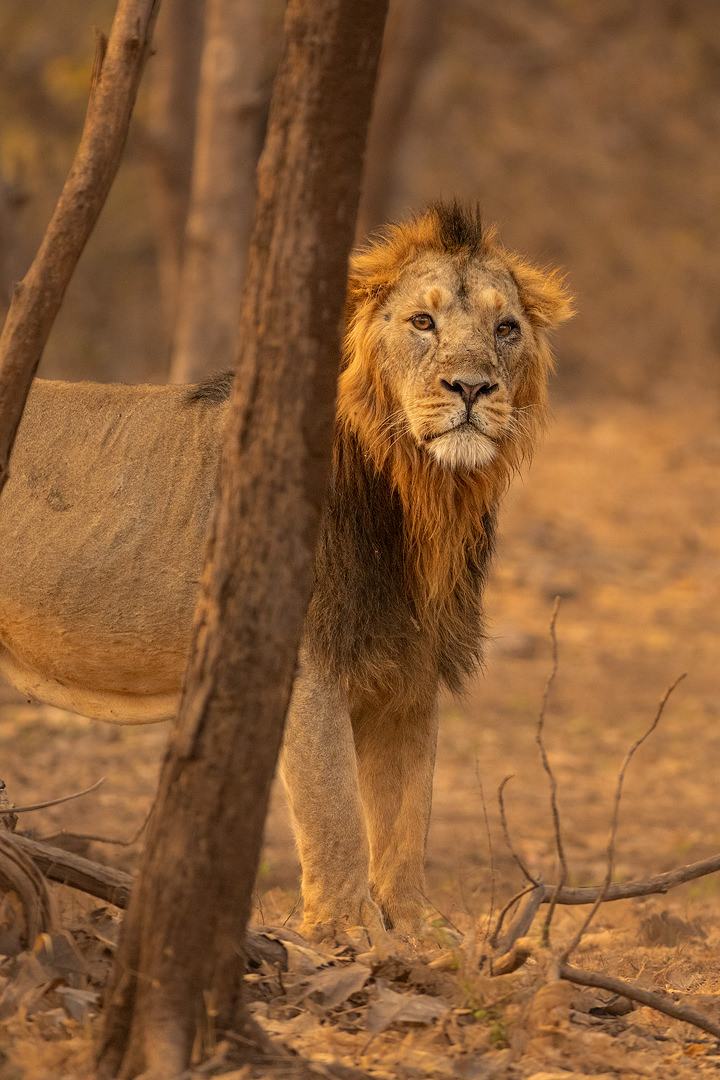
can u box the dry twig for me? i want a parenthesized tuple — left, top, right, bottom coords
(535, 597, 566, 945)
(0, 777, 105, 816)
(560, 673, 687, 962)
(497, 775, 540, 890)
(0, 832, 58, 943)
(488, 611, 719, 1042)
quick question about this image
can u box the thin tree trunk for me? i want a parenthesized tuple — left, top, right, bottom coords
(0, 170, 18, 329)
(146, 0, 205, 337)
(0, 0, 160, 495)
(98, 1, 388, 1076)
(168, 0, 268, 384)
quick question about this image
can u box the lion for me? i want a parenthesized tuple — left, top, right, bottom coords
(0, 203, 571, 938)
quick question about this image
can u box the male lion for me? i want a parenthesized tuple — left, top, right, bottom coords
(0, 203, 571, 938)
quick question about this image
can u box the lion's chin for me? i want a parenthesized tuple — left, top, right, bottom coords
(423, 427, 498, 472)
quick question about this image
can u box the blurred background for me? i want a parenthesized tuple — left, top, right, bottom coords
(1, 0, 719, 398)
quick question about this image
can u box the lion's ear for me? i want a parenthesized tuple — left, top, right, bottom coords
(511, 259, 574, 330)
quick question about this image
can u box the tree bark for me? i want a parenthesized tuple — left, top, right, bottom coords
(146, 0, 206, 337)
(0, 170, 18, 329)
(0, 0, 160, 496)
(168, 0, 268, 384)
(98, 1, 388, 1077)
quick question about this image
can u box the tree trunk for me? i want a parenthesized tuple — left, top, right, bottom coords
(0, 170, 18, 329)
(0, 0, 160, 494)
(146, 0, 206, 337)
(168, 0, 268, 384)
(98, 1, 388, 1076)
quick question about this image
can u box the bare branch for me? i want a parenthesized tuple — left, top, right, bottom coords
(41, 801, 153, 848)
(8, 831, 132, 908)
(497, 774, 540, 889)
(491, 885, 545, 969)
(491, 850, 720, 968)
(0, 777, 105, 816)
(561, 673, 687, 962)
(1, 832, 288, 973)
(0, 0, 160, 494)
(0, 833, 57, 942)
(488, 884, 537, 950)
(546, 851, 720, 905)
(559, 961, 720, 1041)
(475, 762, 497, 943)
(491, 938, 534, 977)
(536, 597, 566, 945)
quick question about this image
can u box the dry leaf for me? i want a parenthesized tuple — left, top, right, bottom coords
(365, 979, 450, 1034)
(56, 986, 100, 1023)
(298, 963, 370, 1010)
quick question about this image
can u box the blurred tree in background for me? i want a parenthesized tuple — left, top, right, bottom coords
(167, 0, 274, 383)
(1, 0, 719, 399)
(145, 0, 205, 340)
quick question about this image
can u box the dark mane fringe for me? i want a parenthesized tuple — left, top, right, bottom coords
(184, 370, 234, 405)
(306, 429, 494, 698)
(309, 201, 570, 701)
(429, 200, 486, 257)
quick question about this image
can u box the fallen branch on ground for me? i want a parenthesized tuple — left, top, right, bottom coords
(0, 832, 57, 944)
(0, 831, 288, 970)
(558, 961, 720, 1040)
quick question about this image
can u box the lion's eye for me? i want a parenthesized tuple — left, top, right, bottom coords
(410, 313, 435, 331)
(496, 320, 519, 339)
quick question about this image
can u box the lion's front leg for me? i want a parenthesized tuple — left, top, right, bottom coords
(353, 694, 439, 937)
(280, 656, 382, 939)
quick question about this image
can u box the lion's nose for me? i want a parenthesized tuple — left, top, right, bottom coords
(441, 379, 499, 407)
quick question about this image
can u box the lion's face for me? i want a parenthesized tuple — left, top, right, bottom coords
(370, 253, 537, 472)
(340, 205, 571, 482)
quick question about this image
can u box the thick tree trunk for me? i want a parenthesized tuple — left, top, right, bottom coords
(168, 0, 268, 384)
(98, 1, 388, 1077)
(146, 0, 205, 336)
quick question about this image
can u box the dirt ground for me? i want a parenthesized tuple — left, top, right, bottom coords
(2, 393, 720, 1078)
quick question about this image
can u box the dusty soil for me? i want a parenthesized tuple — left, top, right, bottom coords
(1, 394, 720, 1078)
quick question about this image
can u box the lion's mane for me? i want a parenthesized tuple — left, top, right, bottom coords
(305, 203, 571, 698)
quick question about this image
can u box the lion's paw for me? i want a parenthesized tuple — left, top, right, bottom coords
(300, 894, 385, 946)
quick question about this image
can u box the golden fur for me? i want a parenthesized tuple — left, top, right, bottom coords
(0, 203, 571, 938)
(293, 204, 572, 934)
(338, 207, 568, 607)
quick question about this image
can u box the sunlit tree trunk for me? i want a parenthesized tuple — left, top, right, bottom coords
(146, 0, 205, 337)
(168, 0, 268, 384)
(98, 1, 388, 1076)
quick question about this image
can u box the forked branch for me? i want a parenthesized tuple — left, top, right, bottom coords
(489, 607, 720, 1042)
(535, 596, 566, 945)
(560, 673, 686, 962)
